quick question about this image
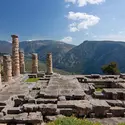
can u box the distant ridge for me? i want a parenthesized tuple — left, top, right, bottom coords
(1, 40, 125, 74)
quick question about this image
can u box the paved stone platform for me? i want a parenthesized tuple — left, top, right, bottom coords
(0, 74, 125, 124)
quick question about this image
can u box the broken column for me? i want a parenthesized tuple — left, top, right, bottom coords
(46, 53, 53, 75)
(32, 53, 38, 73)
(11, 35, 20, 76)
(3, 55, 12, 82)
(19, 50, 25, 74)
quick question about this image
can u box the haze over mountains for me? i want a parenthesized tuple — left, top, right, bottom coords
(0, 40, 125, 74)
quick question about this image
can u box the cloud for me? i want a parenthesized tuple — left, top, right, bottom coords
(65, 4, 71, 8)
(60, 36, 73, 43)
(65, 0, 105, 7)
(98, 34, 125, 41)
(67, 12, 100, 32)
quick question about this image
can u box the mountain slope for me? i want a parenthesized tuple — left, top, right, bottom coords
(20, 40, 75, 65)
(56, 40, 125, 74)
(0, 40, 11, 54)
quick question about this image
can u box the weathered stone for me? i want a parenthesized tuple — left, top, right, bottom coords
(7, 107, 21, 114)
(90, 100, 110, 117)
(46, 53, 53, 75)
(74, 100, 92, 116)
(106, 100, 123, 107)
(32, 53, 38, 74)
(27, 112, 43, 123)
(106, 113, 112, 118)
(19, 50, 25, 74)
(57, 101, 75, 108)
(39, 104, 57, 115)
(3, 55, 12, 82)
(45, 115, 65, 122)
(11, 35, 20, 76)
(110, 107, 125, 117)
(59, 108, 74, 116)
(36, 99, 57, 104)
(58, 96, 66, 101)
(22, 104, 39, 112)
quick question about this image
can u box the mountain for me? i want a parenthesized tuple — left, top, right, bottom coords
(56, 40, 125, 74)
(1, 39, 125, 74)
(0, 40, 11, 54)
(20, 40, 75, 65)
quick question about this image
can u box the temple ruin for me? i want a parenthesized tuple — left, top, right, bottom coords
(12, 35, 20, 76)
(0, 35, 125, 124)
(32, 53, 38, 74)
(19, 50, 25, 74)
(3, 55, 12, 82)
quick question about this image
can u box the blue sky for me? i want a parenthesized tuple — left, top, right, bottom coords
(0, 0, 125, 45)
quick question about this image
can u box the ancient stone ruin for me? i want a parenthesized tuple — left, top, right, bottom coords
(0, 35, 125, 124)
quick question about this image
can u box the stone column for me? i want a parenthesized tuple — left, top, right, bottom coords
(0, 69, 1, 85)
(19, 50, 25, 74)
(46, 53, 53, 75)
(3, 55, 12, 82)
(11, 35, 20, 76)
(32, 53, 38, 73)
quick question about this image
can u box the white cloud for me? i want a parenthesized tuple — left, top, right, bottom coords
(60, 36, 73, 43)
(65, 0, 105, 7)
(98, 34, 125, 41)
(65, 0, 76, 4)
(67, 12, 100, 32)
(65, 4, 71, 8)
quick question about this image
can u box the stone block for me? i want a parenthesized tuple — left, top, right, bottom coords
(106, 113, 112, 118)
(90, 100, 110, 117)
(74, 100, 92, 116)
(110, 107, 125, 117)
(72, 90, 85, 100)
(22, 104, 39, 112)
(7, 107, 21, 114)
(106, 100, 123, 107)
(57, 101, 75, 108)
(0, 102, 6, 106)
(58, 96, 66, 101)
(39, 104, 57, 115)
(59, 108, 74, 116)
(27, 112, 43, 123)
(45, 115, 65, 122)
(36, 99, 57, 104)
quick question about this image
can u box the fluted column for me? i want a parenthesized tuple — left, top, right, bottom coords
(19, 50, 25, 74)
(32, 53, 38, 73)
(46, 53, 53, 75)
(3, 55, 12, 82)
(11, 35, 20, 76)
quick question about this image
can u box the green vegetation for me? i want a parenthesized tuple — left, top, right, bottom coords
(26, 78, 39, 82)
(25, 59, 71, 75)
(95, 88, 103, 92)
(46, 117, 101, 125)
(101, 62, 120, 75)
(46, 117, 125, 125)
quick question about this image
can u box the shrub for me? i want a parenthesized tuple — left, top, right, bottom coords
(46, 117, 101, 125)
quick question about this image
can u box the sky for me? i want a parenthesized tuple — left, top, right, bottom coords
(0, 0, 125, 45)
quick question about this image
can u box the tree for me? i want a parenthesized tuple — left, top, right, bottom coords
(101, 62, 120, 75)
